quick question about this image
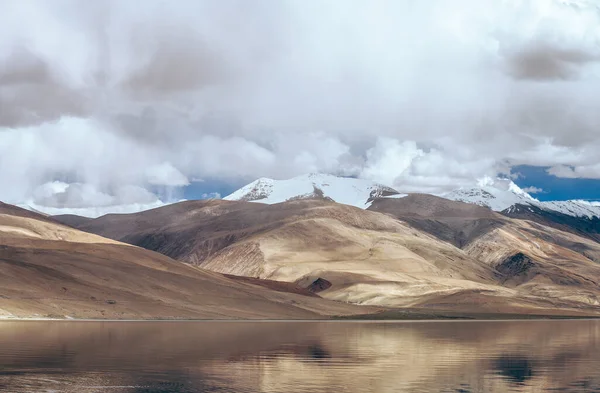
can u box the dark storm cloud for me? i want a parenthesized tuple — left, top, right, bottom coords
(122, 30, 226, 97)
(0, 48, 52, 86)
(504, 42, 600, 81)
(0, 48, 88, 127)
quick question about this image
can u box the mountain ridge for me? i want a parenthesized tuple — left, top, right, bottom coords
(53, 196, 600, 315)
(223, 173, 405, 208)
(0, 200, 371, 319)
(442, 178, 600, 219)
(225, 173, 600, 220)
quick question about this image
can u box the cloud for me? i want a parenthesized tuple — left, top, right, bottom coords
(30, 181, 160, 208)
(0, 48, 88, 127)
(122, 31, 225, 97)
(1, 0, 600, 210)
(360, 139, 423, 188)
(548, 164, 600, 179)
(503, 42, 600, 81)
(509, 172, 523, 180)
(522, 186, 545, 194)
(145, 162, 190, 187)
(19, 180, 170, 217)
(200, 192, 221, 199)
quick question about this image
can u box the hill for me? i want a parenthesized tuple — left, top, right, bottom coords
(0, 203, 368, 319)
(370, 195, 600, 308)
(56, 198, 600, 316)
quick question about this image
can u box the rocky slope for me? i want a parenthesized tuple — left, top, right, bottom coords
(57, 198, 600, 315)
(370, 195, 600, 308)
(0, 203, 369, 319)
(442, 179, 600, 243)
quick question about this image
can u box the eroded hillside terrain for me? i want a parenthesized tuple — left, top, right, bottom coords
(0, 203, 370, 319)
(55, 197, 600, 316)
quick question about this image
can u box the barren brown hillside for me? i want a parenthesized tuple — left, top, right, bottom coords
(56, 198, 600, 315)
(0, 203, 370, 319)
(371, 196, 600, 308)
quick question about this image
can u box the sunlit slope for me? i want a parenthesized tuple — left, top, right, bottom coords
(56, 197, 600, 314)
(0, 202, 369, 319)
(371, 195, 600, 309)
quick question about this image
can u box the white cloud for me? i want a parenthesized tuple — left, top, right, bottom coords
(200, 192, 221, 199)
(145, 162, 189, 187)
(548, 164, 600, 179)
(360, 139, 423, 187)
(1, 0, 600, 209)
(20, 181, 170, 217)
(29, 182, 160, 208)
(359, 138, 500, 193)
(32, 181, 70, 201)
(522, 186, 545, 194)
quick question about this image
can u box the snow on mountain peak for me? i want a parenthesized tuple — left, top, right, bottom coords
(228, 177, 275, 201)
(443, 177, 537, 212)
(444, 177, 600, 219)
(226, 173, 600, 219)
(224, 173, 405, 208)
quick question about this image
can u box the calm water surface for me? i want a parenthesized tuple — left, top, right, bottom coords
(1, 320, 600, 392)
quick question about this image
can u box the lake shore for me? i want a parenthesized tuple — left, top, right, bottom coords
(2, 309, 599, 322)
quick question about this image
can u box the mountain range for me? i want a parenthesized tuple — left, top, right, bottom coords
(225, 173, 600, 219)
(4, 173, 600, 319)
(225, 173, 600, 244)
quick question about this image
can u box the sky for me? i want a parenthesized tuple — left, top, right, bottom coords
(512, 165, 600, 201)
(1, 0, 600, 215)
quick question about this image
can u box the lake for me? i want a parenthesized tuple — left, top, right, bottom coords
(1, 320, 600, 392)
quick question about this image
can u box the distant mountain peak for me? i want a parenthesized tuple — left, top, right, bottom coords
(224, 173, 406, 208)
(444, 177, 600, 219)
(443, 178, 537, 212)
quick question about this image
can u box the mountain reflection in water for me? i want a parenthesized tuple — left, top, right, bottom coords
(1, 320, 600, 392)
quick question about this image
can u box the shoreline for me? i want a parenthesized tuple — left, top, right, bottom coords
(2, 306, 599, 323)
(2, 316, 599, 323)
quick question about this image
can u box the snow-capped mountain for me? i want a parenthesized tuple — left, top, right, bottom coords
(537, 199, 600, 219)
(443, 178, 600, 219)
(226, 173, 600, 219)
(223, 173, 406, 208)
(442, 178, 538, 212)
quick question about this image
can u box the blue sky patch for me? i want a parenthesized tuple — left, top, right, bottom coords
(183, 178, 241, 200)
(512, 165, 600, 202)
